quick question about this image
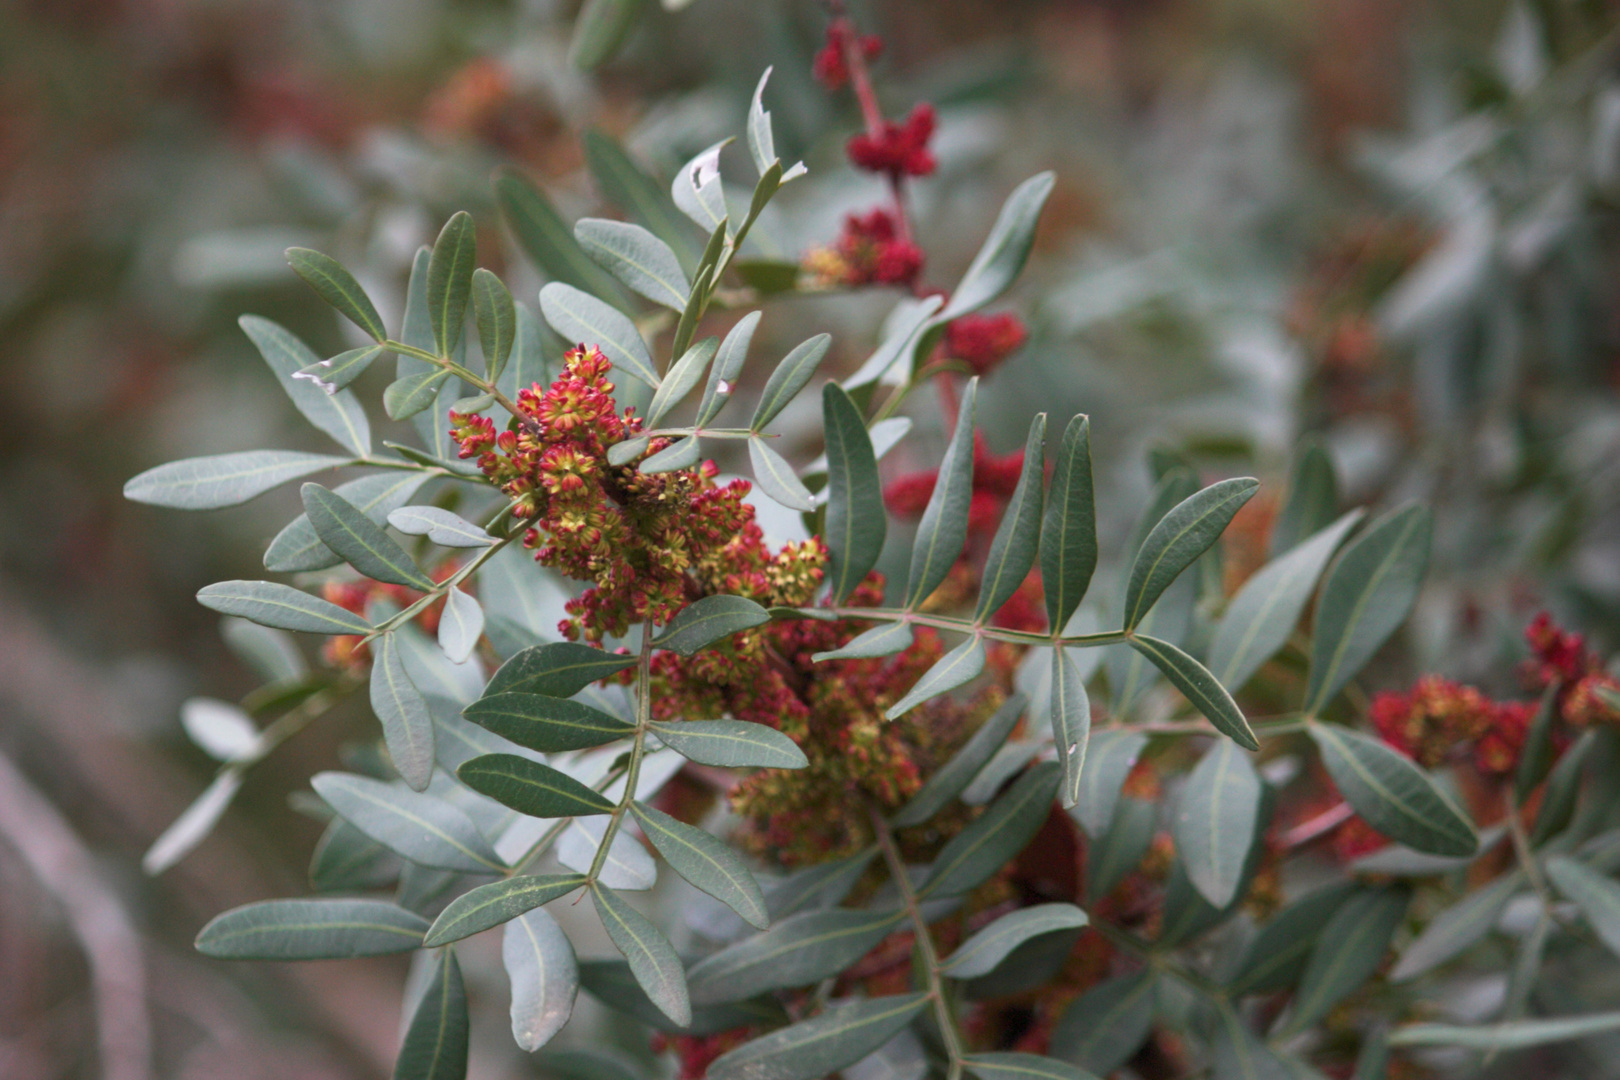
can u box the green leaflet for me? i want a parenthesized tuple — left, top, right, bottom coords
(239, 315, 372, 457)
(1048, 970, 1156, 1076)
(1039, 416, 1097, 631)
(591, 882, 690, 1027)
(309, 817, 397, 893)
(1052, 647, 1091, 809)
(885, 636, 987, 720)
(569, 0, 646, 70)
(1270, 438, 1339, 557)
(285, 247, 387, 341)
(977, 415, 1047, 621)
(493, 166, 628, 302)
(1286, 886, 1410, 1033)
(471, 268, 516, 381)
(503, 908, 579, 1051)
(654, 595, 771, 656)
(1209, 1007, 1293, 1080)
(575, 217, 689, 310)
(1304, 503, 1432, 717)
(1121, 477, 1258, 631)
(486, 642, 638, 698)
(696, 310, 758, 427)
(195, 898, 427, 959)
(686, 907, 904, 1005)
(1389, 870, 1523, 981)
(1127, 635, 1258, 750)
(539, 282, 659, 388)
(1174, 740, 1262, 908)
(748, 437, 815, 512)
(387, 506, 492, 548)
(579, 960, 783, 1035)
(1085, 797, 1155, 904)
(456, 754, 616, 818)
(632, 801, 768, 928)
(197, 580, 372, 635)
(302, 483, 435, 590)
(939, 172, 1055, 320)
(943, 903, 1089, 978)
(581, 130, 701, 271)
(891, 693, 1027, 828)
(126, 450, 349, 510)
(752, 335, 831, 431)
(424, 875, 586, 946)
(463, 693, 635, 753)
(812, 621, 914, 663)
(1069, 729, 1148, 838)
(395, 948, 470, 1080)
(426, 212, 477, 358)
(706, 993, 931, 1080)
(384, 368, 453, 421)
(267, 472, 432, 573)
(295, 343, 386, 392)
(766, 850, 877, 919)
(1513, 685, 1562, 804)
(1546, 856, 1620, 959)
(639, 436, 701, 474)
(1530, 729, 1595, 845)
(1388, 1011, 1620, 1051)
(1309, 722, 1477, 856)
(1226, 881, 1357, 995)
(906, 379, 980, 608)
(312, 771, 501, 873)
(921, 761, 1060, 898)
(648, 720, 807, 769)
(646, 335, 717, 427)
(822, 383, 887, 602)
(965, 1053, 1099, 1080)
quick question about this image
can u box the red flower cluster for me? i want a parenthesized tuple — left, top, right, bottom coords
(1523, 611, 1620, 727)
(884, 431, 1027, 539)
(939, 312, 1029, 376)
(1369, 675, 1529, 777)
(651, 1029, 753, 1080)
(803, 208, 925, 288)
(811, 17, 882, 90)
(847, 103, 938, 179)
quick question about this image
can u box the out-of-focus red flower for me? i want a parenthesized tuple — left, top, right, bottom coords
(1332, 814, 1388, 861)
(1474, 700, 1535, 776)
(940, 313, 1028, 376)
(1564, 672, 1620, 727)
(1524, 611, 1591, 686)
(813, 17, 883, 90)
(652, 1029, 753, 1080)
(802, 208, 924, 288)
(1370, 676, 1494, 768)
(883, 433, 1026, 538)
(847, 103, 937, 178)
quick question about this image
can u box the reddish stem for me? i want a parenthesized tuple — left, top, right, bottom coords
(1278, 800, 1356, 850)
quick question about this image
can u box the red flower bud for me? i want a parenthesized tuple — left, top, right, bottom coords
(846, 103, 938, 178)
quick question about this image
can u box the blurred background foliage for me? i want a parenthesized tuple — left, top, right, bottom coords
(2, 0, 1619, 1077)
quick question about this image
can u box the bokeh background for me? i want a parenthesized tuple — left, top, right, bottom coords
(3, 0, 1620, 1077)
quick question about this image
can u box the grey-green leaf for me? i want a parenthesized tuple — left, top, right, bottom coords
(939, 172, 1055, 320)
(687, 908, 904, 1005)
(425, 874, 587, 946)
(312, 772, 501, 872)
(302, 483, 435, 590)
(197, 580, 371, 635)
(1546, 856, 1620, 959)
(486, 642, 638, 698)
(268, 472, 431, 572)
(540, 282, 658, 388)
(1209, 1008, 1293, 1080)
(1530, 728, 1595, 845)
(1226, 881, 1357, 995)
(766, 850, 877, 919)
(696, 311, 758, 428)
(978, 415, 1047, 621)
(649, 720, 807, 769)
(1122, 477, 1258, 631)
(1049, 970, 1156, 1076)
(1175, 740, 1262, 908)
(457, 754, 616, 818)
(1084, 798, 1156, 904)
(591, 882, 689, 1027)
(886, 637, 987, 721)
(1388, 1012, 1620, 1051)
(823, 383, 887, 602)
(568, 0, 645, 70)
(1040, 415, 1097, 632)
(195, 898, 427, 959)
(921, 762, 1060, 898)
(494, 167, 627, 301)
(1052, 648, 1091, 810)
(1309, 721, 1477, 856)
(472, 268, 516, 381)
(1305, 504, 1432, 717)
(581, 131, 700, 270)
(640, 436, 701, 474)
(646, 336, 717, 427)
(944, 903, 1089, 978)
(749, 438, 815, 512)
(1070, 729, 1147, 838)
(1271, 439, 1339, 556)
(295, 343, 386, 393)
(906, 379, 979, 608)
(1389, 870, 1522, 982)
(504, 908, 578, 1051)
(653, 595, 771, 656)
(812, 621, 914, 663)
(127, 450, 348, 510)
(752, 334, 831, 431)
(1128, 635, 1258, 750)
(707, 994, 931, 1080)
(464, 693, 633, 753)
(395, 948, 469, 1080)
(286, 247, 386, 341)
(385, 367, 454, 421)
(966, 1053, 1099, 1080)
(438, 588, 483, 664)
(427, 212, 477, 358)
(239, 315, 372, 456)
(1210, 510, 1364, 691)
(892, 693, 1027, 828)
(632, 801, 768, 928)
(387, 506, 492, 548)
(576, 217, 689, 310)
(1287, 886, 1409, 1032)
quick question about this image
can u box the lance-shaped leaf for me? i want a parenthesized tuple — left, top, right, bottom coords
(687, 908, 905, 1005)
(220, 618, 305, 684)
(197, 580, 372, 635)
(1121, 477, 1258, 631)
(504, 908, 578, 1051)
(494, 167, 627, 300)
(640, 435, 701, 474)
(749, 438, 815, 512)
(269, 472, 431, 572)
(239, 315, 372, 457)
(1546, 856, 1620, 958)
(1209, 1008, 1292, 1080)
(1389, 871, 1523, 982)
(886, 637, 987, 720)
(1286, 886, 1409, 1032)
(1514, 685, 1562, 804)
(843, 294, 946, 389)
(920, 762, 1060, 898)
(591, 882, 690, 1027)
(312, 772, 501, 872)
(1530, 729, 1595, 845)
(385, 367, 454, 421)
(944, 904, 1089, 979)
(396, 948, 470, 1080)
(143, 769, 244, 875)
(1052, 648, 1091, 809)
(1175, 740, 1262, 908)
(438, 588, 483, 664)
(1048, 970, 1156, 1076)
(285, 247, 387, 341)
(302, 483, 435, 590)
(576, 218, 689, 310)
(1388, 1012, 1620, 1051)
(1209, 510, 1364, 691)
(632, 801, 768, 928)
(425, 874, 586, 946)
(581, 130, 700, 265)
(472, 267, 516, 380)
(1305, 503, 1432, 717)
(823, 384, 887, 602)
(195, 898, 428, 959)
(812, 622, 913, 663)
(654, 595, 771, 656)
(892, 694, 1027, 828)
(486, 642, 638, 698)
(708, 994, 931, 1080)
(127, 450, 349, 510)
(181, 698, 259, 761)
(607, 436, 651, 466)
(939, 172, 1055, 320)
(696, 311, 759, 428)
(1226, 881, 1357, 995)
(671, 140, 729, 235)
(580, 961, 782, 1036)
(1085, 798, 1155, 904)
(388, 506, 492, 548)
(977, 415, 1047, 620)
(645, 335, 716, 427)
(745, 67, 806, 181)
(501, 301, 548, 401)
(464, 693, 634, 753)
(458, 754, 615, 818)
(309, 817, 397, 893)
(1309, 722, 1477, 856)
(1158, 778, 1270, 945)
(539, 282, 659, 388)
(370, 632, 437, 789)
(1070, 729, 1147, 838)
(1271, 438, 1339, 556)
(1128, 635, 1258, 750)
(295, 343, 386, 393)
(752, 334, 831, 431)
(1039, 416, 1096, 631)
(767, 851, 877, 920)
(906, 379, 979, 608)
(570, 0, 643, 69)
(965, 1054, 1097, 1080)
(427, 211, 477, 358)
(649, 720, 807, 769)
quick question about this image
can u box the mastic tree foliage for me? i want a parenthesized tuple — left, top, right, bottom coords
(126, 16, 1620, 1080)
